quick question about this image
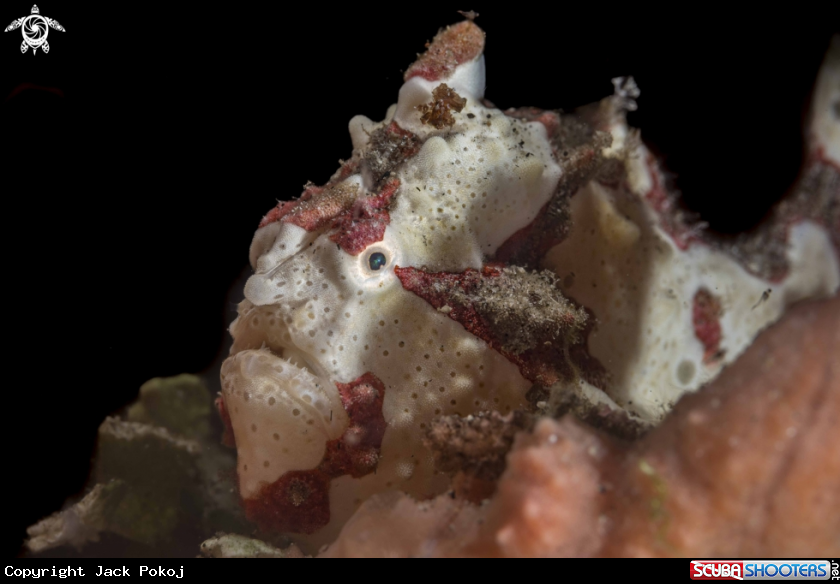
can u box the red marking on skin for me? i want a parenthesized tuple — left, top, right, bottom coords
(812, 145, 840, 174)
(385, 121, 416, 140)
(646, 149, 838, 263)
(757, 148, 839, 281)
(384, 122, 423, 160)
(258, 201, 299, 229)
(643, 158, 669, 209)
(257, 163, 402, 257)
(493, 147, 597, 266)
(287, 191, 355, 232)
(536, 112, 561, 138)
(493, 200, 554, 264)
(693, 288, 723, 363)
(643, 156, 702, 251)
(395, 266, 600, 388)
(805, 152, 840, 260)
(330, 178, 400, 255)
(395, 267, 499, 351)
(641, 147, 835, 284)
(334, 158, 361, 182)
(321, 373, 387, 478)
(256, 121, 418, 250)
(404, 21, 485, 82)
(243, 373, 387, 534)
(579, 148, 597, 165)
(257, 160, 359, 230)
(503, 108, 561, 140)
(396, 266, 528, 378)
(761, 218, 812, 285)
(243, 470, 331, 536)
(215, 396, 236, 448)
(567, 305, 611, 389)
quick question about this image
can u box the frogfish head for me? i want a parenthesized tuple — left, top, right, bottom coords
(219, 20, 579, 544)
(219, 15, 840, 551)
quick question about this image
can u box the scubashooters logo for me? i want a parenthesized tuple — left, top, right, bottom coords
(691, 560, 834, 580)
(4, 5, 65, 54)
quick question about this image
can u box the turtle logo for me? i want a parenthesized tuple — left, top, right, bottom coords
(4, 5, 65, 55)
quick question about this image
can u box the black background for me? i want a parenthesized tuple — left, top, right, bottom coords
(2, 3, 836, 557)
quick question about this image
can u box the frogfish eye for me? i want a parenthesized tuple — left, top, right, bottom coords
(369, 252, 387, 271)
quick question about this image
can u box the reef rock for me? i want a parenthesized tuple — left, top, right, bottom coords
(220, 20, 840, 546)
(321, 296, 840, 558)
(199, 534, 304, 559)
(26, 376, 250, 556)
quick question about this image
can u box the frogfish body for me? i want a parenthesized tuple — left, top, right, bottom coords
(220, 22, 840, 545)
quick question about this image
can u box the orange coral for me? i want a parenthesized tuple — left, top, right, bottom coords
(321, 297, 840, 557)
